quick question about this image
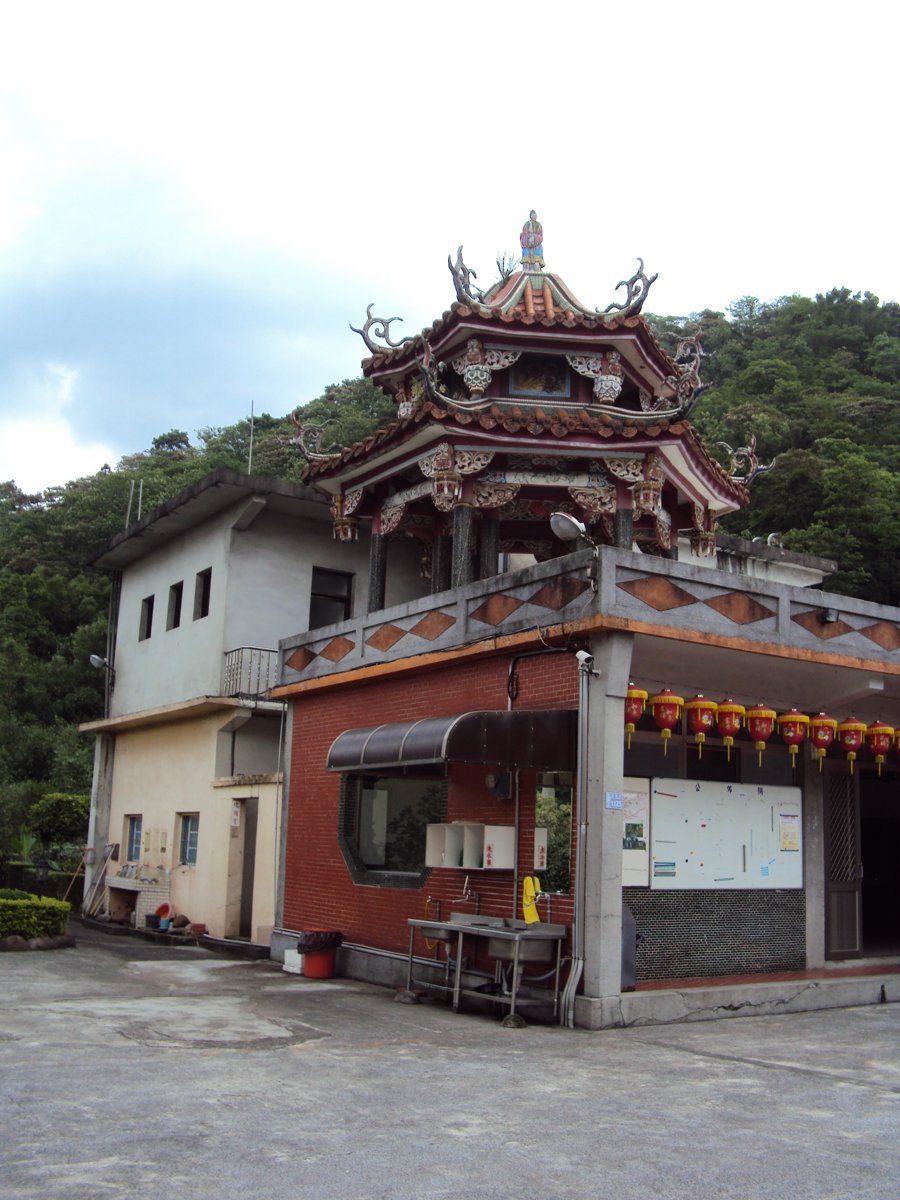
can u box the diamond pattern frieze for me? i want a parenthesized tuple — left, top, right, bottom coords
(528, 576, 592, 611)
(365, 624, 408, 652)
(704, 592, 775, 625)
(792, 610, 856, 641)
(410, 611, 457, 641)
(860, 620, 900, 651)
(285, 646, 317, 673)
(617, 577, 699, 612)
(471, 593, 525, 626)
(318, 636, 356, 663)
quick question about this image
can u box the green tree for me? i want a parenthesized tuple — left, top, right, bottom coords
(29, 792, 91, 849)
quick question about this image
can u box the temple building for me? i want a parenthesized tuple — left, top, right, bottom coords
(271, 215, 900, 1028)
(302, 224, 742, 602)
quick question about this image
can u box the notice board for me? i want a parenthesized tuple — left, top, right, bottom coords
(649, 778, 802, 890)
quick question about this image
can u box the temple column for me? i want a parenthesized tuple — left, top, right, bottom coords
(451, 504, 476, 588)
(367, 531, 387, 613)
(613, 481, 633, 550)
(432, 531, 452, 594)
(574, 630, 635, 1030)
(478, 514, 500, 580)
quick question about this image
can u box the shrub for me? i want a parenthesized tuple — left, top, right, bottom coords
(0, 888, 32, 900)
(0, 896, 70, 938)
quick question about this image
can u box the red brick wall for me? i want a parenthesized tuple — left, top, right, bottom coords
(283, 650, 578, 953)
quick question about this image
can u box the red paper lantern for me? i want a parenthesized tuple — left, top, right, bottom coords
(685, 695, 717, 758)
(776, 708, 809, 772)
(716, 700, 745, 762)
(809, 713, 837, 771)
(649, 689, 684, 755)
(837, 717, 866, 774)
(865, 720, 894, 776)
(624, 683, 648, 751)
(745, 704, 776, 767)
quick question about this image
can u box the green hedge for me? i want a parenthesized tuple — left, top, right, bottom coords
(0, 896, 71, 938)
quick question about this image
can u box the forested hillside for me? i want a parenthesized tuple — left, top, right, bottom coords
(1, 289, 898, 853)
(649, 288, 900, 604)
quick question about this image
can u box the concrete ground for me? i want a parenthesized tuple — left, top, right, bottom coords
(1, 922, 897, 1200)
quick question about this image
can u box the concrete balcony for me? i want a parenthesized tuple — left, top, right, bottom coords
(276, 547, 900, 721)
(223, 647, 279, 698)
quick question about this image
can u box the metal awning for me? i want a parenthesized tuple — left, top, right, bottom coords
(326, 709, 577, 773)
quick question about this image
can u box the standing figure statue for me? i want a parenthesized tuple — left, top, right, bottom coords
(520, 209, 544, 271)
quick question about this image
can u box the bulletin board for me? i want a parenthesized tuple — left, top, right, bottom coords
(649, 778, 802, 890)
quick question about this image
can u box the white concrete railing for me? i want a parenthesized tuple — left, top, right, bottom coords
(222, 647, 279, 698)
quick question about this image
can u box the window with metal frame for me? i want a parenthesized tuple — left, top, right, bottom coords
(178, 813, 199, 865)
(126, 815, 143, 862)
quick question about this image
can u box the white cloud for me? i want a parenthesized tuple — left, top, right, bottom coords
(0, 0, 896, 493)
(0, 362, 117, 492)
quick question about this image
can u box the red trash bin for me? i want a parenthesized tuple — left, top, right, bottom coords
(296, 931, 342, 979)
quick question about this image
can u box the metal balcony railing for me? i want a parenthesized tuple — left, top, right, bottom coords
(222, 647, 279, 698)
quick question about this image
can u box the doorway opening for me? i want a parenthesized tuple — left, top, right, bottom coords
(860, 770, 900, 956)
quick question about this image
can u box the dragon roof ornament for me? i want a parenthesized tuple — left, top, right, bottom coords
(285, 412, 346, 462)
(350, 303, 414, 354)
(716, 434, 775, 486)
(663, 333, 707, 419)
(447, 246, 485, 308)
(600, 257, 659, 318)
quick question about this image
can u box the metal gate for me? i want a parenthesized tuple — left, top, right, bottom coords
(824, 767, 861, 958)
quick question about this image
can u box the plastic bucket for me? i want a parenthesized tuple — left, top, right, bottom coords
(145, 913, 161, 930)
(302, 947, 336, 979)
(295, 931, 342, 980)
(159, 917, 171, 931)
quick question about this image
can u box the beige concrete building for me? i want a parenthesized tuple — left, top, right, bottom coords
(81, 468, 425, 941)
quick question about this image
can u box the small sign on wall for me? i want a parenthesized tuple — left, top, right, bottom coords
(231, 800, 242, 828)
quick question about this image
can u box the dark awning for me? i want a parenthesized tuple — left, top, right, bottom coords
(326, 709, 577, 773)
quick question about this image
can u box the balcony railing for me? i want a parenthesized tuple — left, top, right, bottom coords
(278, 546, 900, 691)
(223, 647, 279, 698)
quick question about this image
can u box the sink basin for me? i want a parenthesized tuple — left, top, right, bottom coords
(421, 923, 462, 942)
(486, 935, 557, 963)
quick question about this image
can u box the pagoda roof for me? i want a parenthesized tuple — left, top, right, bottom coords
(298, 215, 749, 521)
(359, 274, 679, 388)
(303, 393, 749, 510)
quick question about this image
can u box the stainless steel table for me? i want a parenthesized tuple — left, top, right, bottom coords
(404, 918, 567, 1023)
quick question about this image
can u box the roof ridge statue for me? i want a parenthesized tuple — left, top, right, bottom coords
(520, 209, 544, 273)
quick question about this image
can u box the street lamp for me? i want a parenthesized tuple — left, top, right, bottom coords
(550, 511, 596, 547)
(550, 512, 599, 591)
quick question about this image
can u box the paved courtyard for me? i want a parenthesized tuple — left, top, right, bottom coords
(1, 922, 898, 1200)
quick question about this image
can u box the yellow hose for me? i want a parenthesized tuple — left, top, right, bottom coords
(423, 898, 438, 950)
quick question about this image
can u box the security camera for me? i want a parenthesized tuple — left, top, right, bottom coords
(575, 650, 594, 668)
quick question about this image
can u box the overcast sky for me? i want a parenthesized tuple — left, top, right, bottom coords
(1, 1, 896, 493)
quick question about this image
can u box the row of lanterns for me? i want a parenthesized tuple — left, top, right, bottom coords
(625, 686, 894, 775)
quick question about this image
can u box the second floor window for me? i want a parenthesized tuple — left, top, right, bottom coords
(194, 568, 212, 620)
(309, 567, 352, 630)
(167, 581, 184, 630)
(139, 596, 154, 641)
